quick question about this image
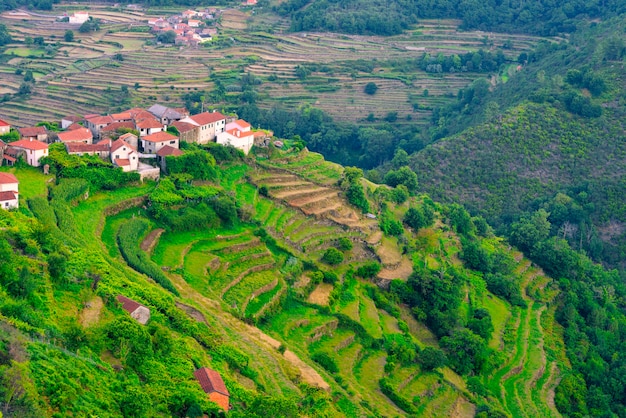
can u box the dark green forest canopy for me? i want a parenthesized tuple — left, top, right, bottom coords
(278, 0, 626, 36)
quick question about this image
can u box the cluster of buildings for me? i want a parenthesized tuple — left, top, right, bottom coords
(148, 9, 218, 46)
(0, 105, 269, 209)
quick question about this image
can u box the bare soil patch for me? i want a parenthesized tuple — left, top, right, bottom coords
(307, 283, 334, 306)
(140, 228, 165, 253)
(377, 256, 412, 281)
(80, 296, 103, 327)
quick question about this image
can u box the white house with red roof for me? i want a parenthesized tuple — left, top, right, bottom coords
(0, 172, 18, 210)
(57, 127, 93, 144)
(141, 131, 179, 154)
(10, 139, 48, 167)
(110, 138, 138, 172)
(135, 116, 164, 137)
(180, 111, 226, 144)
(69, 11, 90, 24)
(0, 118, 10, 135)
(217, 127, 255, 155)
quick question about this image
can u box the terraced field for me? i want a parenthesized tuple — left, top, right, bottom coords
(481, 255, 564, 418)
(0, 8, 552, 125)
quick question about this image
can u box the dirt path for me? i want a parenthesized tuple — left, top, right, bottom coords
(80, 296, 103, 327)
(140, 228, 165, 253)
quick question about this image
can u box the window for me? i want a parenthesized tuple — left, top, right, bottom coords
(170, 140, 175, 144)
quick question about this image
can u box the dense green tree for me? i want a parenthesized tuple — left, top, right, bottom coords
(64, 30, 74, 42)
(510, 209, 551, 252)
(364, 82, 378, 95)
(322, 247, 344, 265)
(441, 328, 488, 375)
(419, 347, 447, 371)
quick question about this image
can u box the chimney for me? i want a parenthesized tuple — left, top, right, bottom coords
(236, 131, 240, 137)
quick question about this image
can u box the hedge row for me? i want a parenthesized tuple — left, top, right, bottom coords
(117, 218, 179, 296)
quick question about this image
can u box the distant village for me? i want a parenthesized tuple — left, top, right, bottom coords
(0, 104, 271, 210)
(148, 8, 220, 46)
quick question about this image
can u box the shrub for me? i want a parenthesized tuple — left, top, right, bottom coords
(355, 262, 381, 279)
(311, 351, 338, 373)
(364, 82, 378, 95)
(336, 237, 353, 251)
(322, 248, 344, 265)
(419, 347, 447, 371)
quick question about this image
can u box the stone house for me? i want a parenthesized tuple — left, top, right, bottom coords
(180, 111, 226, 144)
(18, 126, 48, 143)
(141, 131, 179, 154)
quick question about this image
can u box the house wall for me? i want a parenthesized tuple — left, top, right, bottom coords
(197, 120, 225, 144)
(216, 132, 253, 155)
(0, 182, 18, 192)
(20, 148, 47, 167)
(131, 306, 151, 325)
(142, 139, 179, 154)
(0, 196, 18, 210)
(0, 126, 10, 134)
(179, 128, 198, 143)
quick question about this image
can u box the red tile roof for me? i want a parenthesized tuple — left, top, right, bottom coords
(118, 132, 138, 141)
(67, 123, 84, 131)
(0, 172, 18, 185)
(62, 115, 82, 123)
(101, 121, 136, 133)
(194, 368, 229, 397)
(190, 111, 226, 126)
(171, 121, 197, 133)
(111, 112, 132, 121)
(2, 155, 16, 162)
(0, 118, 10, 127)
(115, 158, 130, 166)
(57, 128, 93, 143)
(11, 139, 49, 151)
(116, 295, 142, 313)
(66, 140, 111, 154)
(136, 118, 163, 129)
(18, 126, 47, 137)
(86, 115, 114, 125)
(143, 131, 178, 143)
(226, 128, 254, 138)
(0, 191, 17, 201)
(111, 138, 135, 153)
(156, 145, 183, 157)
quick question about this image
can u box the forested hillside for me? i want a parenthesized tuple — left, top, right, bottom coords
(279, 0, 626, 36)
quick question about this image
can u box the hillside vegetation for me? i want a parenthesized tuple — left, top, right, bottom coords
(0, 145, 571, 417)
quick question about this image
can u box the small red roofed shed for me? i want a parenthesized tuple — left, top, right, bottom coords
(194, 368, 230, 411)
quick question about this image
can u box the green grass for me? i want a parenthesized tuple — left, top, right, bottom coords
(4, 166, 53, 201)
(5, 47, 46, 57)
(245, 280, 283, 317)
(359, 293, 383, 339)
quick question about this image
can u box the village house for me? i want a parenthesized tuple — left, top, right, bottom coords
(217, 127, 255, 155)
(188, 19, 201, 27)
(136, 118, 164, 137)
(18, 126, 48, 143)
(0, 118, 10, 135)
(147, 104, 188, 126)
(68, 11, 90, 24)
(9, 139, 48, 167)
(2, 143, 23, 166)
(116, 295, 150, 325)
(118, 132, 139, 150)
(182, 9, 197, 19)
(141, 131, 179, 154)
(111, 112, 134, 123)
(194, 367, 230, 411)
(180, 111, 226, 144)
(85, 115, 114, 138)
(66, 139, 111, 158)
(66, 122, 84, 131)
(170, 120, 198, 143)
(156, 145, 183, 173)
(0, 172, 18, 210)
(111, 138, 138, 172)
(57, 127, 93, 145)
(61, 116, 82, 130)
(100, 121, 136, 138)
